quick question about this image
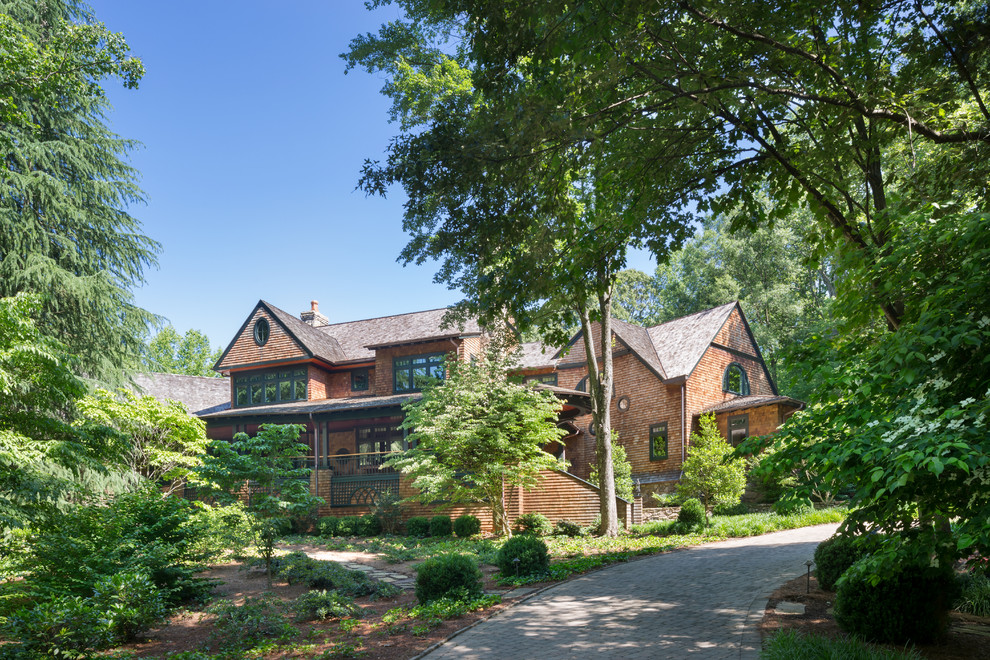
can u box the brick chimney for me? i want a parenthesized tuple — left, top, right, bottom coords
(300, 300, 329, 327)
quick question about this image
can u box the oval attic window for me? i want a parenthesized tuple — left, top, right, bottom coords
(253, 318, 270, 346)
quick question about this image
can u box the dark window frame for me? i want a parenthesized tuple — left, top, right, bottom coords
(351, 368, 370, 392)
(722, 362, 751, 395)
(525, 373, 558, 386)
(393, 352, 445, 393)
(728, 414, 749, 447)
(233, 366, 308, 408)
(253, 318, 270, 346)
(650, 422, 669, 461)
(355, 424, 406, 465)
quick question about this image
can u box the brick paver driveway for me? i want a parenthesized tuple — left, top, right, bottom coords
(424, 523, 839, 659)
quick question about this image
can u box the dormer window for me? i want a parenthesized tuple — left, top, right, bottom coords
(253, 318, 270, 346)
(723, 362, 750, 395)
(393, 353, 445, 393)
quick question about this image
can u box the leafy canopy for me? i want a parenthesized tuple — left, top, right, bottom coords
(144, 326, 223, 378)
(678, 414, 747, 523)
(391, 345, 565, 536)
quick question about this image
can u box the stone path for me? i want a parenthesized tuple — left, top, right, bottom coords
(424, 523, 839, 659)
(340, 562, 416, 590)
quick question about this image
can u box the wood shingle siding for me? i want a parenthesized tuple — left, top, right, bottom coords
(218, 307, 308, 370)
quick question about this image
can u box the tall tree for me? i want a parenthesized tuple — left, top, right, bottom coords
(392, 342, 565, 536)
(145, 326, 223, 377)
(0, 0, 158, 384)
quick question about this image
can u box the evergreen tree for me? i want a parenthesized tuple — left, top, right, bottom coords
(678, 414, 747, 525)
(0, 0, 158, 384)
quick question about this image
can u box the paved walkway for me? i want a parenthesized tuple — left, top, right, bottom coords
(424, 523, 839, 659)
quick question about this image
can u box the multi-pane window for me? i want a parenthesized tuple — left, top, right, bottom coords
(722, 362, 751, 395)
(233, 367, 307, 407)
(351, 368, 370, 391)
(650, 422, 669, 461)
(393, 353, 445, 393)
(728, 414, 749, 446)
(525, 373, 558, 386)
(356, 425, 405, 465)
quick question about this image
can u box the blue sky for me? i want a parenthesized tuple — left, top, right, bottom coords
(90, 1, 657, 351)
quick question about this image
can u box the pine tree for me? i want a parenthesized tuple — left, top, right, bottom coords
(0, 0, 158, 384)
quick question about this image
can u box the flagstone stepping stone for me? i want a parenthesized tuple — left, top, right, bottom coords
(775, 601, 805, 615)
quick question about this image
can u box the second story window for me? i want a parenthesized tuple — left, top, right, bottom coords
(351, 368, 370, 391)
(393, 352, 445, 393)
(723, 362, 751, 396)
(233, 367, 307, 407)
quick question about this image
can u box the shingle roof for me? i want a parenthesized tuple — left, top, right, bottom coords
(132, 373, 231, 416)
(517, 341, 558, 369)
(200, 393, 421, 419)
(263, 301, 348, 363)
(647, 302, 737, 379)
(699, 394, 804, 415)
(315, 308, 483, 363)
(611, 317, 667, 380)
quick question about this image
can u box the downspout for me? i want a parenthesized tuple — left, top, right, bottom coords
(309, 411, 318, 503)
(680, 383, 686, 480)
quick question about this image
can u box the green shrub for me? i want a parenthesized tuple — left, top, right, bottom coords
(270, 552, 400, 599)
(92, 570, 167, 643)
(373, 490, 403, 535)
(834, 556, 959, 644)
(185, 502, 254, 561)
(496, 535, 549, 577)
(772, 496, 813, 515)
(207, 594, 296, 651)
(956, 572, 990, 617)
(414, 554, 483, 604)
(337, 516, 362, 536)
(292, 590, 359, 621)
(677, 498, 705, 529)
(454, 515, 482, 538)
(814, 534, 872, 592)
(406, 516, 431, 537)
(712, 501, 749, 516)
(318, 516, 341, 537)
(5, 595, 109, 657)
(651, 491, 682, 507)
(514, 512, 552, 536)
(429, 516, 453, 537)
(553, 519, 583, 537)
(360, 513, 382, 537)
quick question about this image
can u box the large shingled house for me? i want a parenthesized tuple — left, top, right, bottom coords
(145, 299, 801, 527)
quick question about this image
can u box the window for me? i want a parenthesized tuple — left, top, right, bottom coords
(351, 368, 370, 391)
(728, 414, 749, 447)
(393, 353, 445, 393)
(576, 376, 587, 392)
(356, 425, 405, 465)
(650, 423, 668, 461)
(525, 373, 558, 386)
(233, 367, 307, 407)
(253, 318, 270, 346)
(723, 362, 751, 395)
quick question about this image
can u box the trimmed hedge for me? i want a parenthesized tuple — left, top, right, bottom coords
(454, 515, 482, 538)
(834, 556, 959, 644)
(678, 498, 705, 529)
(406, 516, 431, 537)
(430, 516, 453, 537)
(496, 535, 549, 577)
(415, 554, 483, 604)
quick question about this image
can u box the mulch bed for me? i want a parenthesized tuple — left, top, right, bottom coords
(761, 574, 990, 660)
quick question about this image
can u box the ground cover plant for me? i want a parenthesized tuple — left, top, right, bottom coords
(761, 630, 923, 660)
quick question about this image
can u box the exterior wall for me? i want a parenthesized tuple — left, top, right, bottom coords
(714, 403, 797, 442)
(457, 336, 484, 361)
(217, 307, 307, 370)
(685, 308, 775, 424)
(308, 367, 331, 400)
(373, 340, 459, 395)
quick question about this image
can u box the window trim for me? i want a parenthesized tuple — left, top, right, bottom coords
(393, 352, 445, 393)
(253, 318, 270, 346)
(728, 414, 749, 447)
(351, 368, 370, 392)
(233, 366, 308, 408)
(649, 422, 669, 461)
(355, 424, 406, 465)
(722, 362, 751, 395)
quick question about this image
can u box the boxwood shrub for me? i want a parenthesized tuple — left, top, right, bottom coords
(678, 498, 706, 529)
(430, 516, 453, 537)
(406, 516, 431, 537)
(834, 556, 959, 644)
(318, 516, 340, 537)
(814, 534, 872, 592)
(360, 513, 382, 537)
(496, 534, 549, 577)
(454, 515, 482, 538)
(415, 554, 483, 604)
(514, 513, 552, 536)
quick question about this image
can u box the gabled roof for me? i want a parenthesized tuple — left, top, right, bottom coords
(699, 394, 804, 415)
(315, 308, 483, 362)
(611, 317, 667, 380)
(517, 341, 558, 369)
(263, 301, 348, 364)
(648, 302, 737, 379)
(132, 372, 231, 416)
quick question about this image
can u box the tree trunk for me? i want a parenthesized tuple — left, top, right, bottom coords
(579, 288, 618, 537)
